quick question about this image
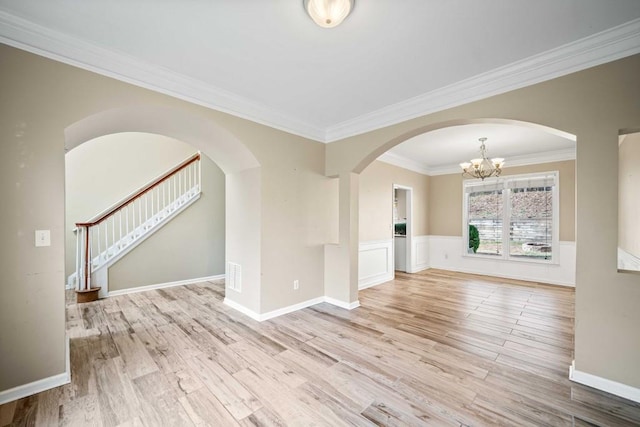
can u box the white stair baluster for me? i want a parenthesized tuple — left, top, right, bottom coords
(96, 224, 101, 265)
(162, 181, 166, 211)
(111, 215, 115, 255)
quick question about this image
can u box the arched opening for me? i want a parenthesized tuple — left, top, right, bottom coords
(64, 106, 262, 313)
(64, 132, 226, 298)
(353, 118, 575, 174)
(328, 118, 577, 307)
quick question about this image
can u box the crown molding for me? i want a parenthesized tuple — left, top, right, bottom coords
(1, 11, 638, 144)
(379, 148, 576, 176)
(326, 18, 640, 142)
(0, 11, 326, 142)
(377, 152, 431, 176)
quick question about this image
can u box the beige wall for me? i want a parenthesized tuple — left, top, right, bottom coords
(619, 132, 640, 258)
(327, 54, 640, 388)
(0, 44, 335, 392)
(429, 160, 576, 241)
(359, 160, 429, 242)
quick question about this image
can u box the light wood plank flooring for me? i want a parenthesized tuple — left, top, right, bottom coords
(2, 269, 640, 426)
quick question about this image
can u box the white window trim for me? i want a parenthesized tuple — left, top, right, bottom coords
(462, 171, 560, 265)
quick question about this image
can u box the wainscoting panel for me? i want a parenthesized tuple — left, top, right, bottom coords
(427, 236, 576, 286)
(358, 239, 394, 289)
(409, 235, 430, 273)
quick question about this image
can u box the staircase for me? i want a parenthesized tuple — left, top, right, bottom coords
(74, 152, 201, 298)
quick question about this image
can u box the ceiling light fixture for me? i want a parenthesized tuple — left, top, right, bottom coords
(304, 0, 354, 28)
(460, 137, 505, 180)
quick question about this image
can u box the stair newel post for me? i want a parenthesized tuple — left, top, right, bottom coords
(74, 223, 100, 303)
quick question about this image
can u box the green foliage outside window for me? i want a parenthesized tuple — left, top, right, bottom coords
(469, 224, 480, 253)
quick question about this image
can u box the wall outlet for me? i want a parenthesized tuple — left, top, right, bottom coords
(444, 253, 449, 260)
(293, 279, 299, 290)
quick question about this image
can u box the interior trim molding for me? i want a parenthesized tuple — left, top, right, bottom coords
(324, 297, 361, 310)
(0, 11, 325, 143)
(107, 274, 224, 297)
(0, 335, 70, 405)
(570, 361, 640, 404)
(408, 235, 430, 273)
(359, 239, 394, 290)
(223, 298, 261, 321)
(224, 296, 360, 322)
(425, 148, 576, 176)
(377, 152, 431, 176)
(427, 237, 576, 287)
(377, 149, 578, 177)
(326, 18, 640, 142)
(1, 11, 638, 143)
(258, 297, 326, 321)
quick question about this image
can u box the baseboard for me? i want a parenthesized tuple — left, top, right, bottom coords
(107, 274, 224, 297)
(259, 297, 326, 321)
(569, 360, 640, 403)
(358, 273, 393, 290)
(224, 295, 360, 322)
(223, 297, 261, 321)
(426, 236, 575, 286)
(0, 335, 70, 405)
(428, 264, 575, 287)
(407, 263, 429, 274)
(324, 297, 360, 310)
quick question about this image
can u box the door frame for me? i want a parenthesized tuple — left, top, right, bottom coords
(393, 184, 413, 272)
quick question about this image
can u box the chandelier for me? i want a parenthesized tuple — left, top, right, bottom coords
(459, 137, 505, 180)
(304, 0, 354, 28)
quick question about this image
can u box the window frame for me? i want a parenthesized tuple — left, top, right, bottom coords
(462, 171, 560, 264)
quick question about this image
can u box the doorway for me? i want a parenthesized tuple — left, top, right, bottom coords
(393, 185, 412, 272)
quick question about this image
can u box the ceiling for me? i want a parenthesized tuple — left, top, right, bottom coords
(380, 122, 576, 175)
(1, 1, 639, 148)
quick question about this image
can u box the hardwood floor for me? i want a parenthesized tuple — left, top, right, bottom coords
(2, 269, 640, 426)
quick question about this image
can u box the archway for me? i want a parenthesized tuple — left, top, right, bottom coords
(353, 118, 575, 174)
(65, 105, 263, 313)
(326, 118, 576, 307)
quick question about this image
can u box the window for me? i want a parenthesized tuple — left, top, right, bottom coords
(463, 172, 559, 263)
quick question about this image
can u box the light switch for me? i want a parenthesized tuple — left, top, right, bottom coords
(35, 230, 51, 247)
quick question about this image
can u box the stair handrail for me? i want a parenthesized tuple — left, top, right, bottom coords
(75, 151, 201, 293)
(76, 152, 200, 227)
